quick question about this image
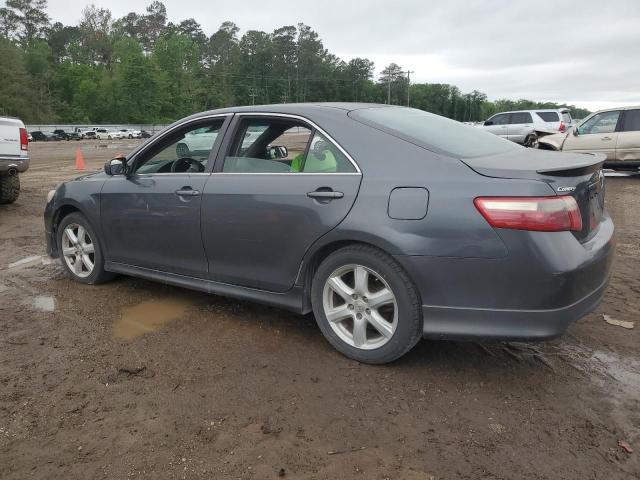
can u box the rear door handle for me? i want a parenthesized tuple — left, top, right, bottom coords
(601, 137, 612, 141)
(175, 188, 200, 197)
(307, 190, 344, 199)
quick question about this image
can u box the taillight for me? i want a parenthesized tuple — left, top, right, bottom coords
(559, 121, 566, 132)
(19, 128, 28, 151)
(474, 196, 582, 232)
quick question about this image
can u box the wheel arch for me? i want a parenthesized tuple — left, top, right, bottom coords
(297, 237, 414, 312)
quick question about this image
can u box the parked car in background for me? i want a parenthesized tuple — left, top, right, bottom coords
(53, 129, 82, 141)
(95, 128, 125, 140)
(538, 106, 640, 170)
(140, 130, 153, 138)
(0, 116, 29, 204)
(479, 109, 573, 147)
(44, 103, 614, 364)
(120, 129, 142, 139)
(83, 131, 97, 140)
(31, 131, 60, 142)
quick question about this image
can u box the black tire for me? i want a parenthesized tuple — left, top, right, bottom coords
(0, 174, 20, 204)
(57, 212, 115, 284)
(524, 133, 538, 148)
(311, 244, 423, 364)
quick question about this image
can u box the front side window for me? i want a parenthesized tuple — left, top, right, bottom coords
(489, 114, 509, 125)
(222, 117, 355, 173)
(134, 118, 225, 174)
(621, 109, 640, 132)
(509, 112, 533, 124)
(579, 111, 621, 135)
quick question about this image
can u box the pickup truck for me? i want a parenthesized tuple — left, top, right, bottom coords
(0, 116, 29, 204)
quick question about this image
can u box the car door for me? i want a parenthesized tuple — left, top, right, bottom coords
(615, 109, 640, 161)
(507, 112, 533, 144)
(483, 113, 510, 138)
(201, 114, 362, 293)
(100, 115, 230, 278)
(562, 110, 621, 160)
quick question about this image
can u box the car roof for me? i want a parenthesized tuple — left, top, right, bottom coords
(494, 109, 568, 115)
(186, 102, 390, 120)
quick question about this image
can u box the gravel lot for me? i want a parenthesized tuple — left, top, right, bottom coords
(1, 140, 639, 479)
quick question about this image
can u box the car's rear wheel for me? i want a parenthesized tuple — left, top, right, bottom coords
(57, 212, 114, 284)
(0, 174, 20, 204)
(311, 245, 422, 364)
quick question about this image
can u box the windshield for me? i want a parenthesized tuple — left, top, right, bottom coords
(350, 107, 520, 158)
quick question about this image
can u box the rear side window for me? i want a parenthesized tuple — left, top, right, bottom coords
(536, 112, 560, 122)
(509, 112, 533, 124)
(351, 107, 520, 158)
(222, 118, 355, 173)
(621, 109, 640, 132)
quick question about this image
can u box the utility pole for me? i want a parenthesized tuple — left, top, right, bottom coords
(249, 87, 258, 105)
(406, 70, 414, 107)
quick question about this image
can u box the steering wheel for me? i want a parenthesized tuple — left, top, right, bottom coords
(171, 157, 204, 173)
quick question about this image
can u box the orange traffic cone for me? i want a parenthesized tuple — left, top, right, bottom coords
(75, 147, 85, 171)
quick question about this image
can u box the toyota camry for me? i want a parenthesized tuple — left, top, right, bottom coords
(44, 103, 615, 364)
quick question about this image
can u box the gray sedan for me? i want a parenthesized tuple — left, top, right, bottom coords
(44, 103, 615, 364)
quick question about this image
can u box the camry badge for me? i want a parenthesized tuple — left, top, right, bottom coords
(557, 186, 576, 192)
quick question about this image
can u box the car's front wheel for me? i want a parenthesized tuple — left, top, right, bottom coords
(57, 212, 114, 284)
(311, 245, 422, 364)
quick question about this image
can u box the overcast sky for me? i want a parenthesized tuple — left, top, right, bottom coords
(42, 0, 640, 111)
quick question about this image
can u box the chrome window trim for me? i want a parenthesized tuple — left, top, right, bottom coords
(224, 112, 362, 175)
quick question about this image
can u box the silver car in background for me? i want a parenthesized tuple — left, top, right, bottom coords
(480, 109, 573, 147)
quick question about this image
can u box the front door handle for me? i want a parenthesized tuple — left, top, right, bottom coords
(307, 190, 344, 199)
(175, 188, 200, 197)
(601, 136, 612, 141)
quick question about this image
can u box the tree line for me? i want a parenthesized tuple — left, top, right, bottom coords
(0, 0, 592, 124)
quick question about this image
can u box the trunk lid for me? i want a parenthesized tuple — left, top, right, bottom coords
(463, 149, 606, 242)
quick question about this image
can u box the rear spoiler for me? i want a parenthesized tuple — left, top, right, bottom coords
(536, 153, 605, 176)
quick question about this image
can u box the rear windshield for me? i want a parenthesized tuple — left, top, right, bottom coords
(350, 107, 520, 158)
(561, 111, 572, 123)
(536, 111, 560, 122)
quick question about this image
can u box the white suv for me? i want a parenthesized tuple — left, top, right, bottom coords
(479, 109, 573, 147)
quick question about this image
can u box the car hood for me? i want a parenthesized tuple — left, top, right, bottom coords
(538, 131, 570, 150)
(69, 171, 108, 182)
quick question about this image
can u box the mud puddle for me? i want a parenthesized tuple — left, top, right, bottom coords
(113, 298, 192, 340)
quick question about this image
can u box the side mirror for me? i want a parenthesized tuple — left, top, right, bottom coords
(484, 120, 493, 126)
(573, 127, 580, 136)
(267, 145, 288, 159)
(104, 156, 126, 175)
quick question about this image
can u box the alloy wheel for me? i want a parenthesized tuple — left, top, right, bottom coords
(322, 264, 397, 349)
(61, 223, 95, 278)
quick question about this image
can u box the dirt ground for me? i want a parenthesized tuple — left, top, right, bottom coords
(1, 140, 639, 479)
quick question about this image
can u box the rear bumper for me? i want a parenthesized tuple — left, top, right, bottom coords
(420, 274, 610, 340)
(395, 213, 615, 341)
(0, 156, 29, 173)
